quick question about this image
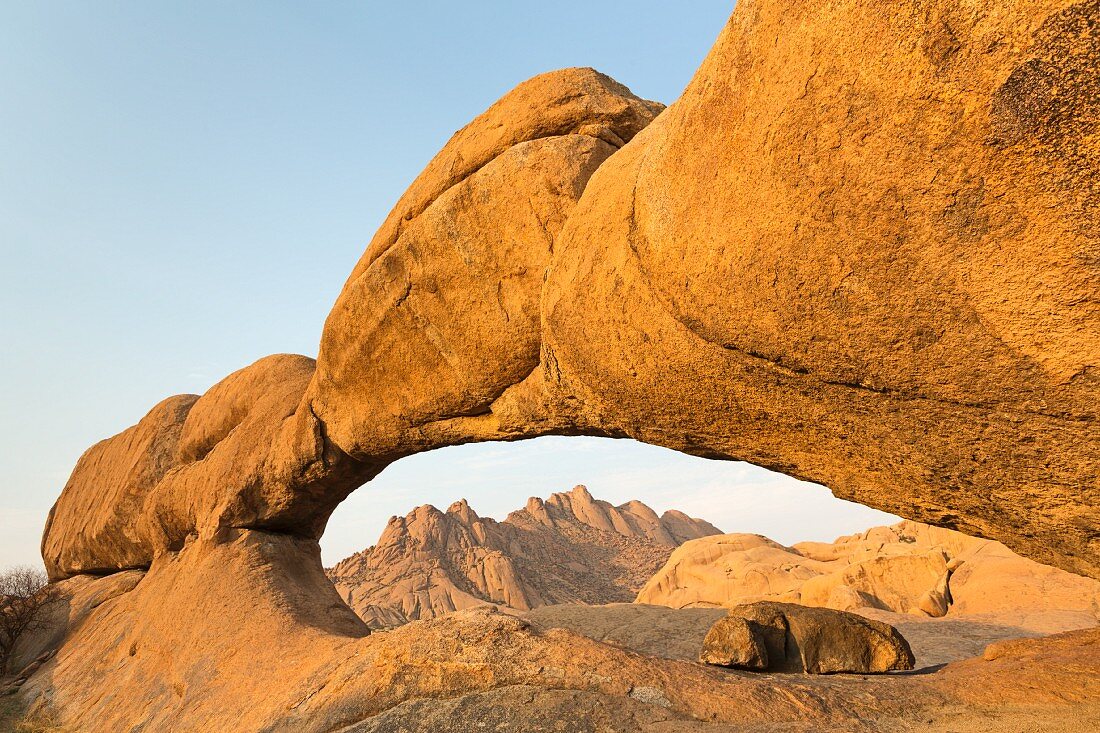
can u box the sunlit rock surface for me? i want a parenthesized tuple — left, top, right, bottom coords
(638, 521, 1100, 632)
(25, 0, 1100, 729)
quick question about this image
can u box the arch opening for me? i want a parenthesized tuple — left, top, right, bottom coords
(318, 435, 1100, 644)
(321, 435, 900, 567)
(320, 435, 902, 629)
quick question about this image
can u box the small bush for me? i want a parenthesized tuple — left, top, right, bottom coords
(0, 568, 55, 675)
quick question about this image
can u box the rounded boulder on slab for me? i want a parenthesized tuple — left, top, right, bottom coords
(699, 615, 768, 669)
(701, 602, 915, 675)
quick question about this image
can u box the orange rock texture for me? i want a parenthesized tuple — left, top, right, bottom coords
(24, 0, 1100, 729)
(41, 4, 1098, 587)
(15, 545, 1100, 731)
(542, 0, 1100, 578)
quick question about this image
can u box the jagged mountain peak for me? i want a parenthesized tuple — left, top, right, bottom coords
(328, 486, 720, 628)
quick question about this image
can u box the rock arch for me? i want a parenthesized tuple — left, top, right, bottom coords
(24, 2, 1100, 730)
(43, 5, 1098, 582)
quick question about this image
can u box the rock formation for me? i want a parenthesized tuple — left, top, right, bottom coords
(699, 602, 915, 674)
(19, 0, 1100, 729)
(327, 486, 719, 626)
(523, 602, 1059, 671)
(39, 2, 1100, 587)
(541, 0, 1100, 579)
(14, 563, 1100, 731)
(637, 520, 1100, 631)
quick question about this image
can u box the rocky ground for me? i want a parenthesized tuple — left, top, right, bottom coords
(12, 509, 1095, 731)
(3, 521, 1095, 732)
(25, 577, 1100, 732)
(525, 602, 1093, 670)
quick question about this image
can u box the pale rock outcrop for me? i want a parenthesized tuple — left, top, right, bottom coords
(328, 486, 718, 627)
(637, 521, 1100, 632)
(636, 534, 826, 610)
(798, 550, 952, 616)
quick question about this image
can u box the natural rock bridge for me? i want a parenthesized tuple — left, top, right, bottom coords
(25, 1, 1100, 730)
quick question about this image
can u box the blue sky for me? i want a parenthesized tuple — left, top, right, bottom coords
(0, 2, 897, 569)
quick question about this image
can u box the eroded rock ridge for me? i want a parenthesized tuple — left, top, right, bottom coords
(328, 485, 719, 626)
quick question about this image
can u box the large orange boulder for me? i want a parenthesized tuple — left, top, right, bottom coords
(700, 602, 915, 674)
(543, 0, 1099, 577)
(41, 394, 197, 577)
(309, 68, 664, 460)
(42, 354, 367, 579)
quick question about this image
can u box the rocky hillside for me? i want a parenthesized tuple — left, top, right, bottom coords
(328, 485, 720, 627)
(637, 521, 1100, 633)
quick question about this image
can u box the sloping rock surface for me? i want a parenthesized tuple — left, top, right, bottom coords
(327, 485, 718, 627)
(637, 521, 1100, 631)
(15, 549, 1100, 732)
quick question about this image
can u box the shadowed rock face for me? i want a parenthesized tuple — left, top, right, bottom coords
(25, 1, 1100, 729)
(699, 602, 915, 674)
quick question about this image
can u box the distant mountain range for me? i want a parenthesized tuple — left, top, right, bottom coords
(327, 485, 720, 628)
